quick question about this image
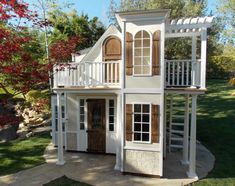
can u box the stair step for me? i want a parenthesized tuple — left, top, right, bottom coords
(169, 144, 183, 149)
(171, 137, 184, 141)
(170, 130, 184, 134)
(172, 115, 184, 118)
(171, 122, 184, 126)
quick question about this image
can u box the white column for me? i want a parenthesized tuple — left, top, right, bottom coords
(191, 36, 197, 88)
(120, 21, 126, 172)
(163, 94, 167, 158)
(181, 94, 189, 165)
(187, 95, 198, 179)
(56, 92, 65, 165)
(200, 28, 207, 89)
(115, 94, 122, 170)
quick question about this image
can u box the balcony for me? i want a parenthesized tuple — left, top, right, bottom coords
(53, 61, 121, 88)
(53, 59, 204, 90)
(165, 59, 202, 89)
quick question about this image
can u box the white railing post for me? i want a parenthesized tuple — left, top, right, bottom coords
(200, 28, 207, 89)
(191, 36, 197, 88)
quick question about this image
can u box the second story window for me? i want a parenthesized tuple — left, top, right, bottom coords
(134, 30, 151, 76)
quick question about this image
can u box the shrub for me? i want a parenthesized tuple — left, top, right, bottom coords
(207, 55, 235, 79)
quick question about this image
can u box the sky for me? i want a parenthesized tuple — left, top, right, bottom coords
(27, 0, 217, 26)
(68, 0, 217, 26)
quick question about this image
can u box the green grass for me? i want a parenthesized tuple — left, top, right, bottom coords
(43, 176, 92, 186)
(193, 80, 235, 185)
(0, 133, 51, 176)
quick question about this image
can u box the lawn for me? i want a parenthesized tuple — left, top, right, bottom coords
(0, 133, 51, 176)
(194, 79, 235, 185)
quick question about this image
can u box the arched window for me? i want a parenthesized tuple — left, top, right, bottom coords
(134, 30, 151, 75)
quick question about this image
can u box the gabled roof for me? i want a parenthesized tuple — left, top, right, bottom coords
(81, 24, 121, 62)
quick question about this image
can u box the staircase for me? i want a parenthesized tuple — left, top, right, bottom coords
(168, 95, 189, 152)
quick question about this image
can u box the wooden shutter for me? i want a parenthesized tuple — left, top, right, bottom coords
(125, 32, 133, 76)
(151, 104, 160, 143)
(126, 104, 132, 141)
(152, 31, 161, 75)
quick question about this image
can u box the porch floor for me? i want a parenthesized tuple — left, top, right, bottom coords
(0, 143, 214, 186)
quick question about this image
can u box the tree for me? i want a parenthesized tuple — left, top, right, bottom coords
(217, 0, 235, 44)
(48, 9, 105, 51)
(0, 0, 49, 96)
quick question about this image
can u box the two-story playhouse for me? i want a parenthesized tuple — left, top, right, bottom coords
(51, 9, 213, 178)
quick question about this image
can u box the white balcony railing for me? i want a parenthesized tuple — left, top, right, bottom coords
(53, 61, 121, 88)
(165, 59, 201, 88)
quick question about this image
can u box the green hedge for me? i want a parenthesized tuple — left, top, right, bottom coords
(207, 55, 235, 79)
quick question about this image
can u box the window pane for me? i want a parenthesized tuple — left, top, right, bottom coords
(143, 57, 150, 65)
(134, 66, 141, 74)
(143, 31, 150, 38)
(143, 39, 150, 47)
(143, 124, 149, 132)
(143, 66, 150, 74)
(134, 104, 141, 112)
(80, 123, 85, 130)
(134, 114, 141, 122)
(80, 108, 84, 115)
(134, 133, 141, 141)
(109, 116, 114, 123)
(134, 57, 141, 65)
(135, 31, 142, 39)
(134, 123, 141, 131)
(134, 40, 141, 47)
(62, 122, 65, 131)
(80, 115, 84, 122)
(142, 104, 150, 113)
(80, 99, 84, 106)
(109, 124, 114, 131)
(142, 133, 149, 141)
(143, 48, 150, 56)
(109, 108, 114, 115)
(109, 100, 114, 107)
(142, 114, 149, 122)
(134, 49, 141, 56)
(55, 119, 58, 131)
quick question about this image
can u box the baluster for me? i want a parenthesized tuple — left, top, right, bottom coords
(111, 62, 113, 85)
(177, 61, 180, 86)
(172, 61, 175, 86)
(182, 61, 185, 86)
(186, 61, 189, 86)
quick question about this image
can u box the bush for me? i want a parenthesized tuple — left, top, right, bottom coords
(25, 90, 49, 104)
(207, 55, 235, 79)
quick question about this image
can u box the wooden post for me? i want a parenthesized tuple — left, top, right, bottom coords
(181, 94, 189, 165)
(56, 92, 65, 165)
(163, 94, 167, 158)
(200, 28, 207, 89)
(187, 94, 198, 179)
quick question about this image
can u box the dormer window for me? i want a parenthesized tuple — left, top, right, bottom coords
(134, 30, 151, 76)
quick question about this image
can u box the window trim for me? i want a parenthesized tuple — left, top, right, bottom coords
(133, 30, 152, 77)
(132, 102, 152, 143)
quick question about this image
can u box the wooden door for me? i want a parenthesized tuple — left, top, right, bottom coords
(87, 99, 106, 153)
(102, 36, 121, 83)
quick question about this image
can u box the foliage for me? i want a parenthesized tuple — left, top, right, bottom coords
(25, 89, 49, 105)
(0, 1, 49, 96)
(216, 0, 235, 44)
(207, 55, 235, 79)
(0, 132, 50, 176)
(50, 35, 80, 63)
(228, 78, 235, 86)
(48, 9, 105, 51)
(193, 79, 235, 185)
(0, 114, 21, 128)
